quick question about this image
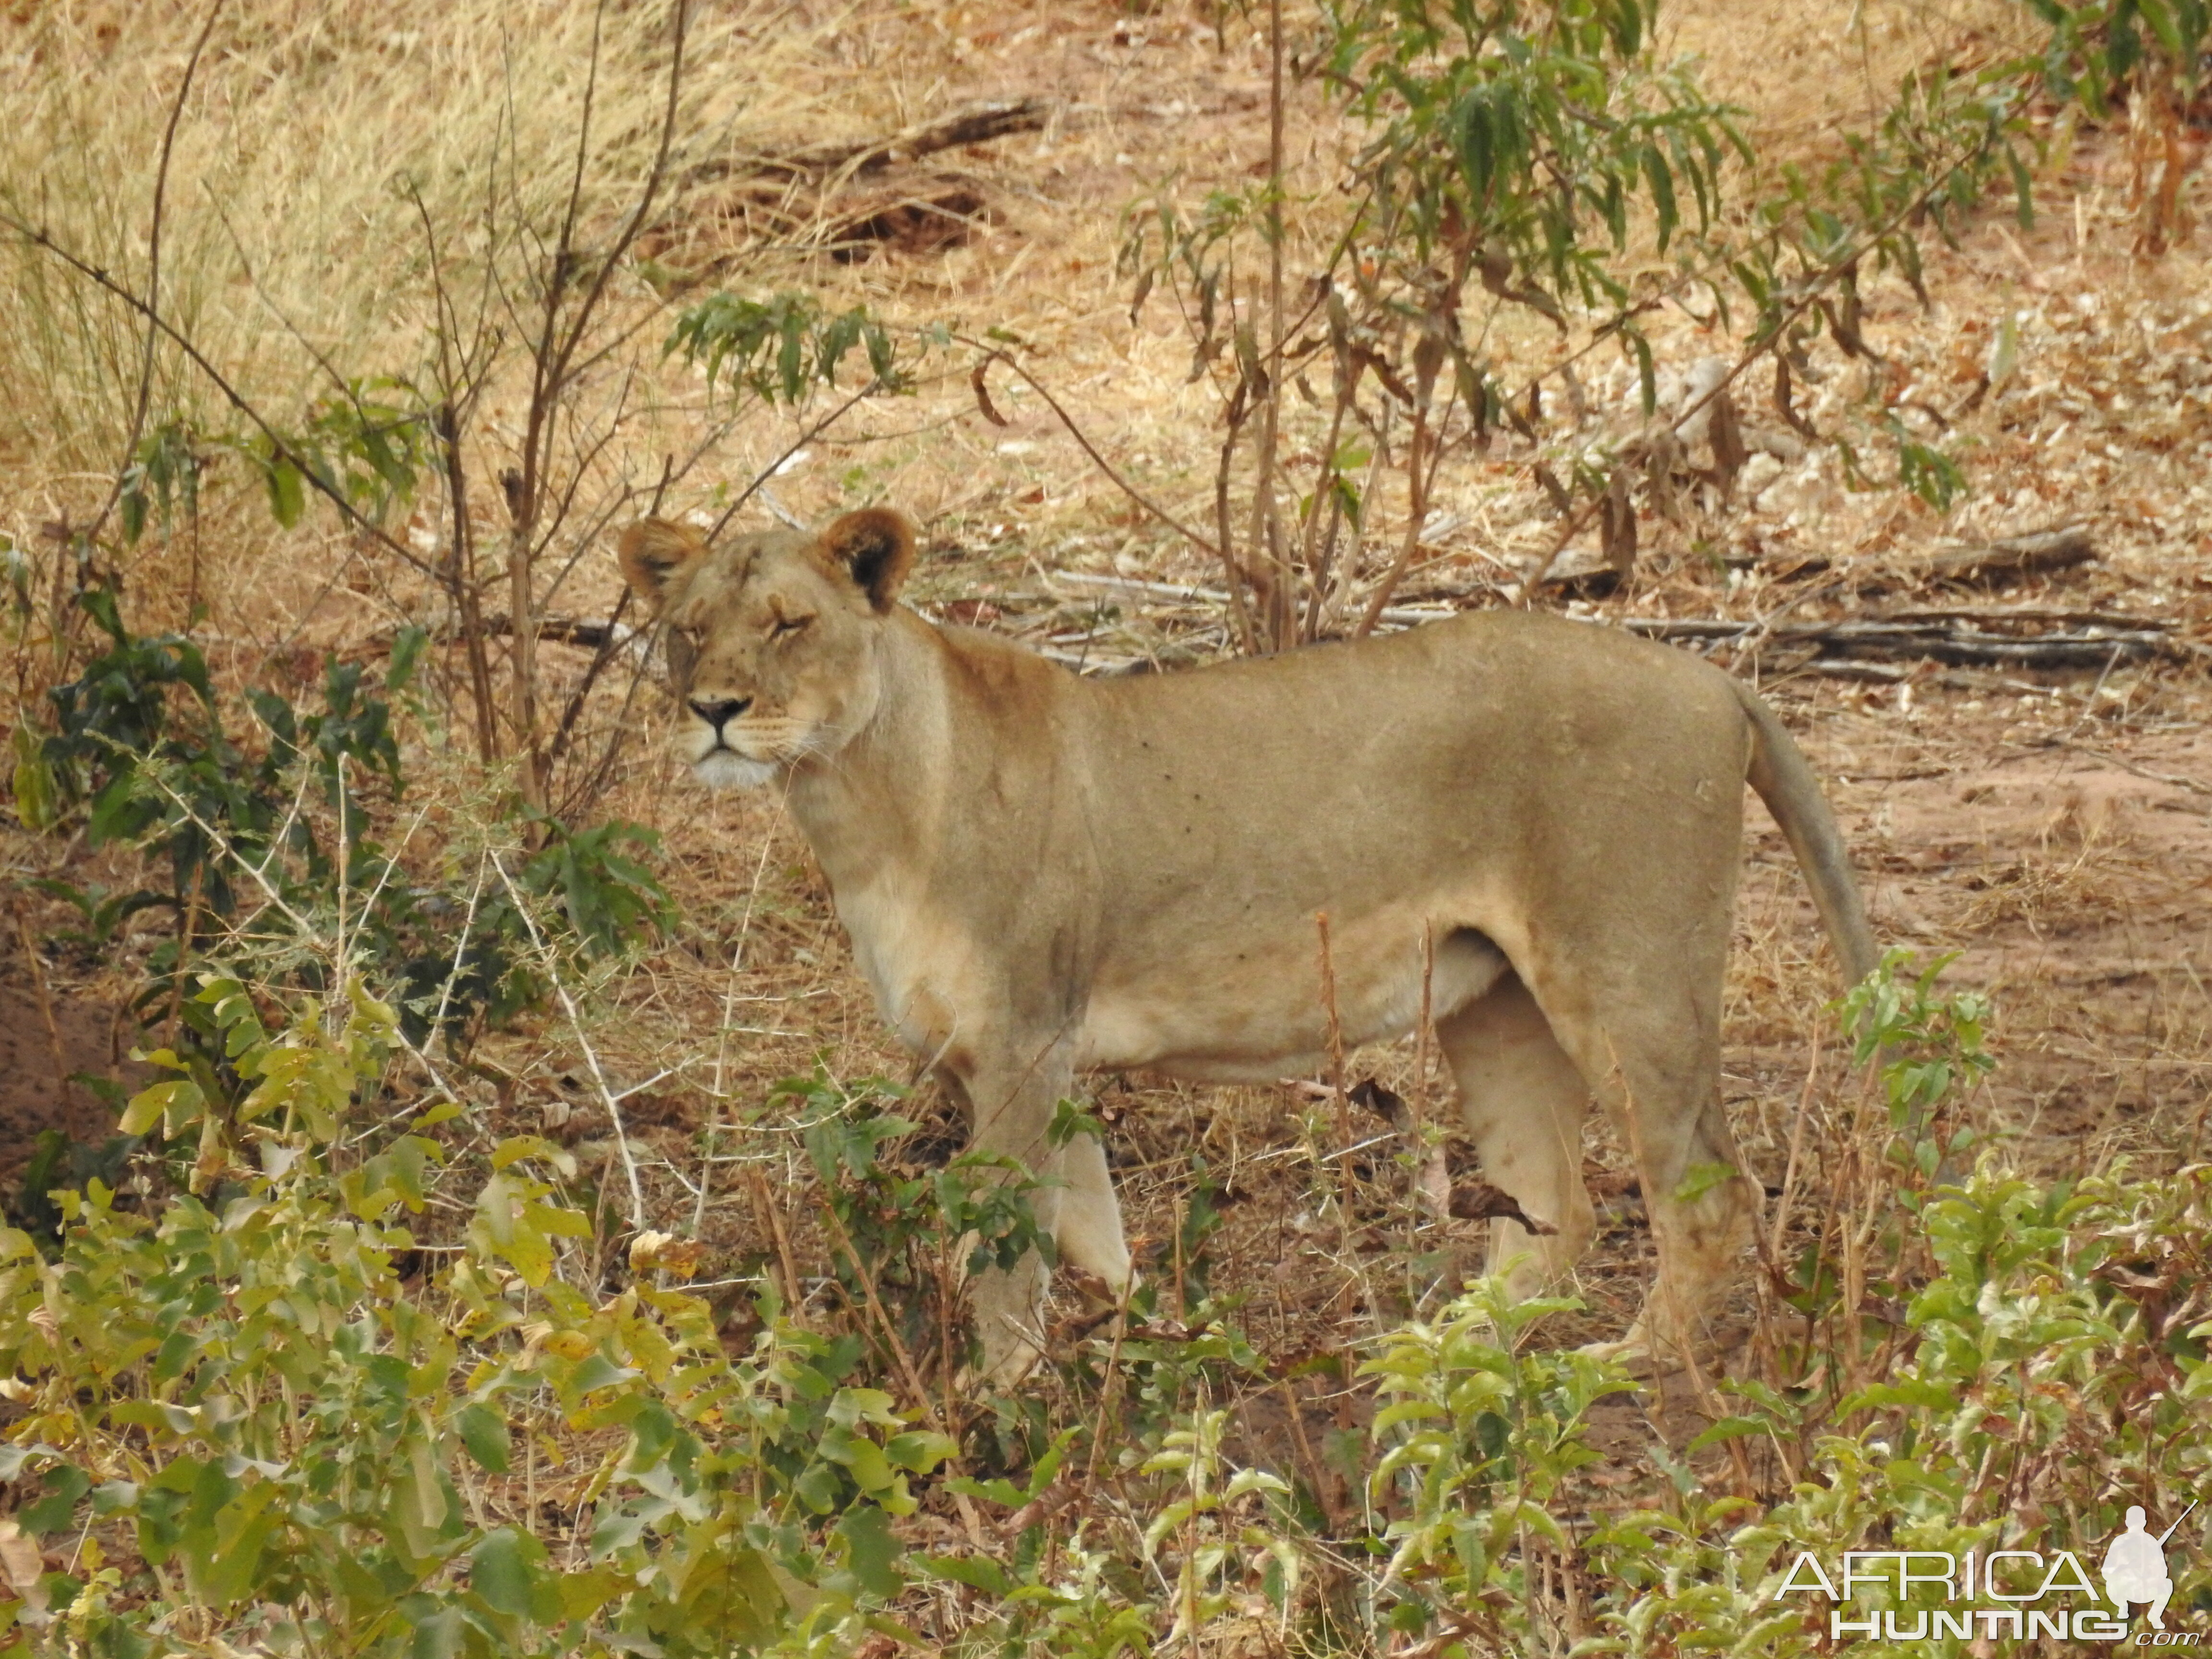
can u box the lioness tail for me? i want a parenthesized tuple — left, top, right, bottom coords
(1731, 681, 1880, 987)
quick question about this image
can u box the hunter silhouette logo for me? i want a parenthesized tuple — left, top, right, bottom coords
(1771, 1501, 2201, 1644)
(2105, 1502, 2195, 1633)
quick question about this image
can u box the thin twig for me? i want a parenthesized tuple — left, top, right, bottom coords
(487, 850, 648, 1233)
(508, 0, 692, 808)
(86, 0, 226, 548)
(743, 1165, 805, 1314)
(692, 791, 789, 1241)
(707, 380, 882, 543)
(1313, 913, 1360, 1257)
(813, 1199, 988, 1546)
(12, 904, 74, 1120)
(1252, 0, 1288, 648)
(1352, 378, 1459, 637)
(958, 340, 1224, 560)
(130, 762, 469, 1106)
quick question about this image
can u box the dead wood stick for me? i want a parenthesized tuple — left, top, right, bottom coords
(688, 98, 1049, 187)
(1622, 613, 2206, 670)
(1920, 525, 2095, 584)
(1625, 610, 2181, 638)
(1787, 625, 2184, 669)
(2052, 743, 2212, 797)
(1878, 603, 2163, 626)
(349, 615, 646, 653)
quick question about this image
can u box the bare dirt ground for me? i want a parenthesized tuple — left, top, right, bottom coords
(2, 0, 2209, 1450)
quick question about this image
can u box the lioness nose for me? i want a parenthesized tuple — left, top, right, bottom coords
(688, 696, 751, 729)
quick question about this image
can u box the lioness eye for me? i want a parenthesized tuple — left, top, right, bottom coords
(770, 613, 813, 639)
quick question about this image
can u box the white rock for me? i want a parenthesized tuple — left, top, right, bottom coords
(1741, 452, 1785, 503)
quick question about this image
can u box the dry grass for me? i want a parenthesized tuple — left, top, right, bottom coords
(0, 1, 831, 455)
(1669, 0, 2043, 154)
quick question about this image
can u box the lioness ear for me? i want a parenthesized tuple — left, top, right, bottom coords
(820, 508, 916, 613)
(617, 518, 709, 609)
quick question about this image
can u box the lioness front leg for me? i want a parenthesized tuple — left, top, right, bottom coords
(1055, 1129, 1132, 1291)
(949, 1044, 1100, 1385)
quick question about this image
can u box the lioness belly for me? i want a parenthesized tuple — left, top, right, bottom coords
(1076, 919, 1508, 1082)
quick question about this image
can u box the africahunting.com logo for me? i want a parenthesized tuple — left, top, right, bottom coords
(1773, 1503, 2200, 1646)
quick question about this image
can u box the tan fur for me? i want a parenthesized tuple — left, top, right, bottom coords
(618, 510, 1878, 1379)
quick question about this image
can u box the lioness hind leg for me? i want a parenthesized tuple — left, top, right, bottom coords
(1616, 1090, 1756, 1368)
(1437, 974, 1597, 1297)
(1547, 996, 1754, 1369)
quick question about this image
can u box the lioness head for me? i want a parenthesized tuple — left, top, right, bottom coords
(615, 508, 916, 788)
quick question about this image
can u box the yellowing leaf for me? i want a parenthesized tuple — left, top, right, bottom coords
(120, 1079, 202, 1139)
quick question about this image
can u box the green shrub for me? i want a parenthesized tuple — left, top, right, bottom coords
(15, 589, 671, 1050)
(0, 989, 956, 1659)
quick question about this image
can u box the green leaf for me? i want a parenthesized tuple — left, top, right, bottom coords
(491, 1135, 577, 1176)
(920, 1553, 1009, 1595)
(454, 1403, 511, 1474)
(120, 477, 148, 545)
(266, 458, 306, 529)
(86, 770, 150, 848)
(187, 1479, 283, 1607)
(9, 728, 57, 834)
(18, 1466, 88, 1536)
(821, 1431, 894, 1493)
(794, 1462, 842, 1514)
(565, 1353, 636, 1396)
(1686, 1415, 1773, 1452)
(1628, 331, 1656, 416)
(386, 625, 428, 694)
(409, 1605, 465, 1659)
(1047, 1096, 1104, 1148)
(118, 1078, 193, 1138)
(946, 1475, 1028, 1508)
(884, 1431, 956, 1474)
(469, 1527, 541, 1617)
(2139, 0, 2184, 56)
(1673, 1161, 1738, 1205)
(1642, 144, 1678, 249)
(834, 1504, 904, 1599)
(2007, 146, 2035, 230)
(1839, 1378, 1957, 1415)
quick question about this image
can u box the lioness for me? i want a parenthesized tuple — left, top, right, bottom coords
(618, 508, 1877, 1379)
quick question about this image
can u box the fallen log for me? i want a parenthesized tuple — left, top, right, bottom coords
(357, 615, 647, 654)
(1619, 609, 2208, 672)
(1920, 524, 2095, 585)
(688, 98, 1050, 187)
(1784, 619, 2176, 669)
